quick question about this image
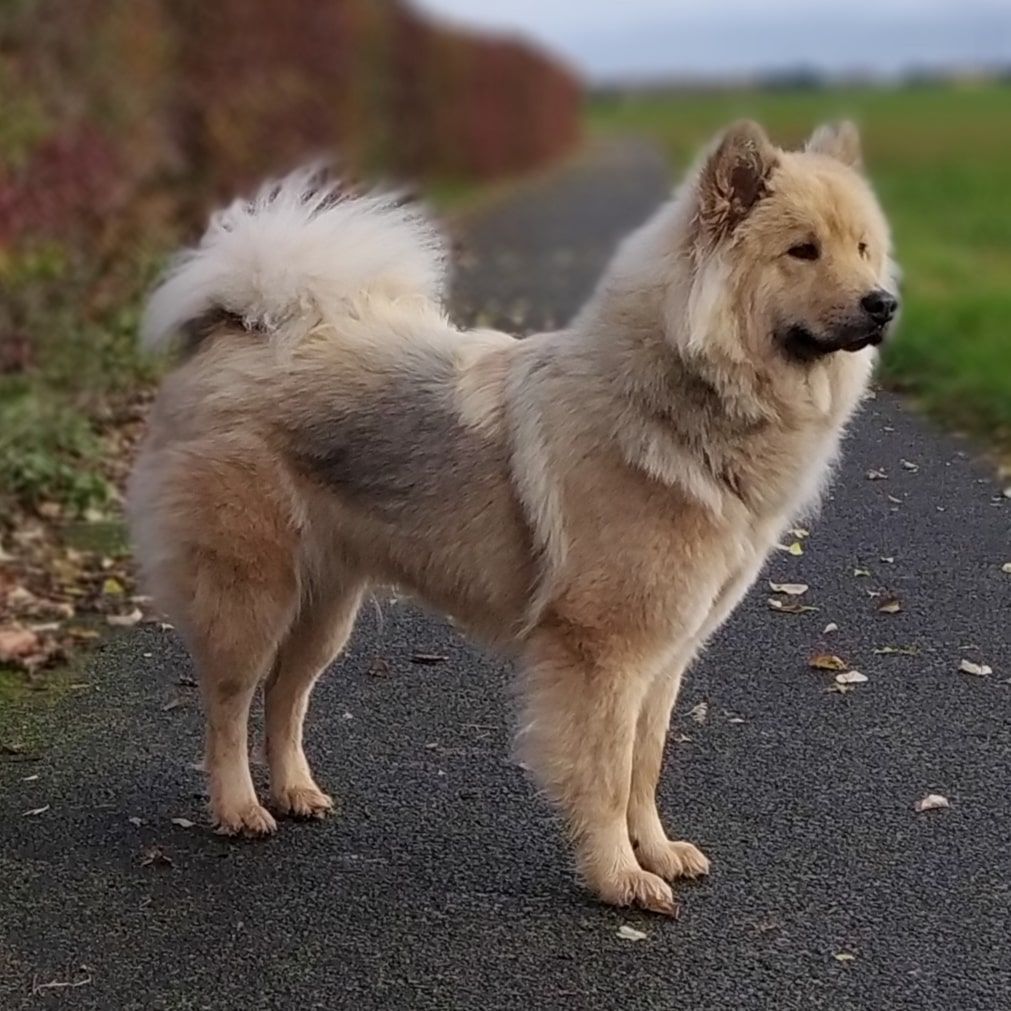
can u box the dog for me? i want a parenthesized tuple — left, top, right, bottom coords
(129, 120, 899, 914)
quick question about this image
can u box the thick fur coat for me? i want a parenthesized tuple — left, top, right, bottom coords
(130, 121, 899, 913)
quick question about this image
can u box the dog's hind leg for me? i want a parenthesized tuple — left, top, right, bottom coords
(147, 451, 303, 837)
(264, 579, 364, 819)
(518, 629, 678, 915)
(186, 568, 299, 838)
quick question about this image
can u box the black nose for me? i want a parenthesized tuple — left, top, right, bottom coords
(861, 289, 898, 323)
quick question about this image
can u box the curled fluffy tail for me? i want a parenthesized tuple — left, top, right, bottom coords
(141, 169, 447, 352)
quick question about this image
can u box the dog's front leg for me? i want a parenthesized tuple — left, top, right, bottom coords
(626, 549, 769, 881)
(627, 661, 710, 881)
(518, 629, 678, 915)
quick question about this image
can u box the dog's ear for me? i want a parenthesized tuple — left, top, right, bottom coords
(696, 120, 777, 242)
(805, 120, 862, 169)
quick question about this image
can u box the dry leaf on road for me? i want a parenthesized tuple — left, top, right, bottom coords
(768, 582, 809, 595)
(958, 659, 992, 676)
(835, 670, 868, 685)
(141, 846, 174, 868)
(915, 794, 950, 812)
(617, 925, 648, 941)
(810, 654, 848, 671)
(768, 598, 818, 614)
(877, 597, 902, 614)
(689, 701, 708, 724)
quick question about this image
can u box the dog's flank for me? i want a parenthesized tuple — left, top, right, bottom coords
(129, 121, 898, 914)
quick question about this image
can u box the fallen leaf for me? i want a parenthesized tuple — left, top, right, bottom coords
(790, 527, 810, 539)
(823, 622, 839, 634)
(161, 698, 185, 711)
(728, 716, 746, 724)
(853, 568, 871, 577)
(102, 577, 125, 596)
(1004, 487, 1011, 499)
(107, 607, 143, 627)
(958, 659, 992, 677)
(873, 645, 919, 656)
(915, 793, 950, 812)
(67, 626, 100, 640)
(834, 952, 857, 963)
(128, 816, 145, 827)
(22, 773, 39, 782)
(672, 733, 692, 743)
(769, 582, 809, 596)
(171, 817, 195, 829)
(886, 494, 903, 504)
(787, 541, 804, 556)
(0, 626, 40, 662)
(617, 925, 648, 942)
(809, 654, 848, 671)
(141, 845, 174, 868)
(411, 653, 448, 664)
(877, 597, 902, 614)
(23, 804, 50, 817)
(900, 459, 919, 472)
(835, 670, 868, 685)
(689, 701, 708, 724)
(1002, 563, 1011, 574)
(768, 598, 818, 614)
(880, 556, 895, 564)
(866, 468, 888, 481)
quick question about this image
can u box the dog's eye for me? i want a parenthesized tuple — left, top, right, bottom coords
(858, 241, 869, 258)
(787, 242, 819, 261)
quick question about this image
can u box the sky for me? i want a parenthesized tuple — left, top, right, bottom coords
(415, 0, 1011, 82)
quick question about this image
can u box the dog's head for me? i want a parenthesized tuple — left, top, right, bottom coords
(687, 120, 899, 364)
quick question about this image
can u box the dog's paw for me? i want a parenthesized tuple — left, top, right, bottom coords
(593, 868, 679, 916)
(213, 802, 277, 838)
(637, 839, 710, 881)
(271, 784, 334, 820)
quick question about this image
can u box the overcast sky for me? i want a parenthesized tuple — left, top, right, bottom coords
(415, 0, 1011, 81)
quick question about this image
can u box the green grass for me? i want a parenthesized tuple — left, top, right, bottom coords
(589, 82, 1011, 451)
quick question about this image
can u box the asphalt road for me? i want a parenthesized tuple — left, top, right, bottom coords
(2, 141, 1010, 1011)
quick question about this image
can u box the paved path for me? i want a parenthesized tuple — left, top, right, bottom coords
(2, 141, 1010, 1011)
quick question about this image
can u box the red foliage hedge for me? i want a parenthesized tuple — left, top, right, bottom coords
(0, 0, 583, 248)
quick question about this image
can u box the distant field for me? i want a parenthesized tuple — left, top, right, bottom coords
(589, 84, 1011, 454)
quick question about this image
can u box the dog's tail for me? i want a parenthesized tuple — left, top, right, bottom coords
(140, 168, 447, 353)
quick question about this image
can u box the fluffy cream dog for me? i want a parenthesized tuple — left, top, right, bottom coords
(130, 121, 899, 913)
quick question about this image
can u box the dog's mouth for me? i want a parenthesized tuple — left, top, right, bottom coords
(779, 323, 887, 363)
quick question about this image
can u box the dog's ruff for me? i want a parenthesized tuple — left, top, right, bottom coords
(129, 121, 898, 913)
